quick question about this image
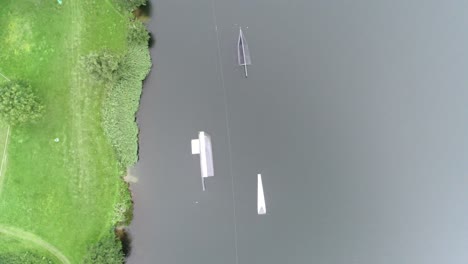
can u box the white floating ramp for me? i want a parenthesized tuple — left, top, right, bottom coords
(191, 131, 214, 191)
(257, 174, 266, 215)
(238, 27, 251, 77)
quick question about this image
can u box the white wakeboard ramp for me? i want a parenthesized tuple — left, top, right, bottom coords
(191, 131, 214, 191)
(191, 132, 267, 215)
(257, 174, 266, 215)
(238, 27, 251, 77)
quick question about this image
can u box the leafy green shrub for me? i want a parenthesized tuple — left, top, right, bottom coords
(117, 45, 152, 81)
(0, 252, 55, 264)
(112, 180, 134, 225)
(127, 20, 150, 46)
(102, 45, 151, 167)
(81, 51, 121, 84)
(82, 231, 124, 264)
(116, 0, 147, 12)
(102, 80, 140, 167)
(0, 80, 43, 126)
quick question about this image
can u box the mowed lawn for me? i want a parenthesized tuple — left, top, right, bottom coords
(0, 0, 129, 263)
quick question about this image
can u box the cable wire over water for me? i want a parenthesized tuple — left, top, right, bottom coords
(209, 0, 239, 263)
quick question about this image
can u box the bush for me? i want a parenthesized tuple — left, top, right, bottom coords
(112, 180, 134, 225)
(0, 80, 43, 126)
(102, 45, 151, 167)
(117, 45, 152, 81)
(82, 231, 124, 264)
(127, 20, 149, 46)
(116, 0, 147, 12)
(81, 51, 121, 84)
(0, 252, 55, 264)
(102, 80, 140, 167)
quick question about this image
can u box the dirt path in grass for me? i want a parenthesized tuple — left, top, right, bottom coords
(0, 125, 11, 198)
(0, 225, 71, 264)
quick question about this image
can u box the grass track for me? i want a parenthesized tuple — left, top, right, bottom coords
(0, 225, 70, 264)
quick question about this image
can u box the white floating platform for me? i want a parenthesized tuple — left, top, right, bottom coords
(257, 174, 266, 215)
(191, 131, 214, 191)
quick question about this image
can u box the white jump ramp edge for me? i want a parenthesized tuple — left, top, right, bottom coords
(257, 174, 266, 215)
(191, 131, 214, 191)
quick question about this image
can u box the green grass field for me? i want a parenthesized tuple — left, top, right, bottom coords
(0, 0, 133, 262)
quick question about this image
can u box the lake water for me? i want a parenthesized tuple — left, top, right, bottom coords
(128, 1, 468, 263)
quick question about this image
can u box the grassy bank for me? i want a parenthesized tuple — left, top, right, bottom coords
(0, 0, 150, 262)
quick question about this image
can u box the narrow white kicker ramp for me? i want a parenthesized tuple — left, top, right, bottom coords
(257, 174, 266, 215)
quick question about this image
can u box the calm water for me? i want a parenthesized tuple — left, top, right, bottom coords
(128, 1, 468, 263)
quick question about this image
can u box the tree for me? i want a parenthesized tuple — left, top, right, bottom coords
(0, 80, 43, 126)
(82, 231, 125, 264)
(81, 51, 121, 84)
(117, 0, 147, 11)
(127, 20, 150, 46)
(117, 44, 152, 82)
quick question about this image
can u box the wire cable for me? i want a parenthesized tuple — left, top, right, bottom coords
(209, 0, 239, 263)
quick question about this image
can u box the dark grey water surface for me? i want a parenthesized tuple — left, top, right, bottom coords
(128, 1, 468, 263)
